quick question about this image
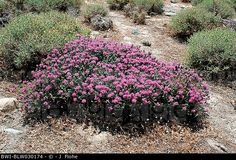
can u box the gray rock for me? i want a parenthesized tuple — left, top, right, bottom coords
(3, 128, 23, 135)
(164, 12, 176, 16)
(206, 139, 228, 153)
(87, 132, 110, 144)
(91, 15, 113, 31)
(0, 98, 18, 113)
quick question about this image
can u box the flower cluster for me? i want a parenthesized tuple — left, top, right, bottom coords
(20, 35, 209, 123)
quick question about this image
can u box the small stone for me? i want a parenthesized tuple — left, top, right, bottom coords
(4, 128, 23, 135)
(164, 12, 176, 16)
(0, 98, 18, 113)
(142, 41, 151, 47)
(132, 29, 140, 35)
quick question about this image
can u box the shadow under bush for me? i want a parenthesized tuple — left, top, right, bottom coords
(20, 36, 209, 134)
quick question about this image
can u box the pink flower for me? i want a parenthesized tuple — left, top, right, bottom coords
(73, 98, 78, 102)
(69, 81, 74, 87)
(107, 93, 115, 98)
(131, 98, 137, 104)
(72, 92, 77, 97)
(82, 99, 87, 104)
(45, 85, 52, 92)
(58, 90, 63, 95)
(62, 80, 67, 84)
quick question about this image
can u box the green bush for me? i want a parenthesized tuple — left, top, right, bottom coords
(170, 7, 221, 38)
(107, 0, 130, 10)
(82, 4, 108, 23)
(0, 0, 8, 13)
(132, 9, 146, 24)
(0, 11, 90, 73)
(132, 0, 163, 15)
(187, 28, 236, 81)
(191, 0, 203, 5)
(197, 0, 235, 19)
(231, 0, 236, 9)
(8, 0, 83, 13)
(24, 0, 82, 11)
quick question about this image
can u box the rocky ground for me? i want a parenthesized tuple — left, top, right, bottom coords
(0, 0, 236, 153)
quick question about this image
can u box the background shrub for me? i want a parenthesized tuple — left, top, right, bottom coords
(7, 0, 83, 13)
(132, 0, 164, 15)
(132, 9, 146, 24)
(229, 0, 236, 11)
(197, 0, 235, 19)
(0, 11, 90, 78)
(187, 28, 236, 81)
(25, 0, 83, 12)
(20, 36, 209, 132)
(0, 0, 8, 13)
(170, 7, 221, 38)
(107, 0, 130, 10)
(82, 4, 108, 23)
(191, 0, 203, 5)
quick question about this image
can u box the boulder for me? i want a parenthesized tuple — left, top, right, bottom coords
(0, 98, 18, 113)
(91, 15, 113, 31)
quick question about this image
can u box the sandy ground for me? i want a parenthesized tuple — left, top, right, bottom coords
(0, 0, 236, 153)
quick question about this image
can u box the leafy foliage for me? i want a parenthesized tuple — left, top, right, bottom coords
(187, 28, 236, 81)
(170, 7, 221, 38)
(82, 4, 108, 23)
(25, 0, 83, 12)
(197, 0, 235, 19)
(191, 0, 203, 5)
(107, 0, 130, 10)
(131, 0, 164, 15)
(0, 0, 8, 13)
(0, 11, 90, 74)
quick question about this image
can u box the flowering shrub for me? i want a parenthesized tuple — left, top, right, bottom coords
(20, 36, 209, 131)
